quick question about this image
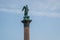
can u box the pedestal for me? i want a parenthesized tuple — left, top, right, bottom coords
(21, 16, 32, 40)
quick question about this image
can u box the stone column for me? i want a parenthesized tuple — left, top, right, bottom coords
(21, 16, 32, 40)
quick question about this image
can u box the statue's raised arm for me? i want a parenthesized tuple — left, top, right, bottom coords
(22, 5, 29, 17)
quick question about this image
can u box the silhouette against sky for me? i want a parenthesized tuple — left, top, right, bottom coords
(0, 0, 60, 40)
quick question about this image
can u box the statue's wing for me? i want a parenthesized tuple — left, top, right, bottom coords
(22, 6, 25, 11)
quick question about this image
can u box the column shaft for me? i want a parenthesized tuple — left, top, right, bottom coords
(24, 27, 30, 40)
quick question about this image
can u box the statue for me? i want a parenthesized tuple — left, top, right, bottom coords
(22, 5, 29, 17)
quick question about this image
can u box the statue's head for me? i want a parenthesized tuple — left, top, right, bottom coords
(26, 5, 28, 7)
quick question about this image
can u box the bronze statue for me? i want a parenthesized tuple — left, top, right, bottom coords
(22, 5, 29, 17)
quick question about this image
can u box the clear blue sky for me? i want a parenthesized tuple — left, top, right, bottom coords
(0, 0, 60, 40)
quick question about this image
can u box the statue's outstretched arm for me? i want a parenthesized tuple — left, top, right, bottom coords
(22, 6, 25, 11)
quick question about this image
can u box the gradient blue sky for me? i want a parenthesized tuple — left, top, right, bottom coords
(0, 0, 60, 40)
